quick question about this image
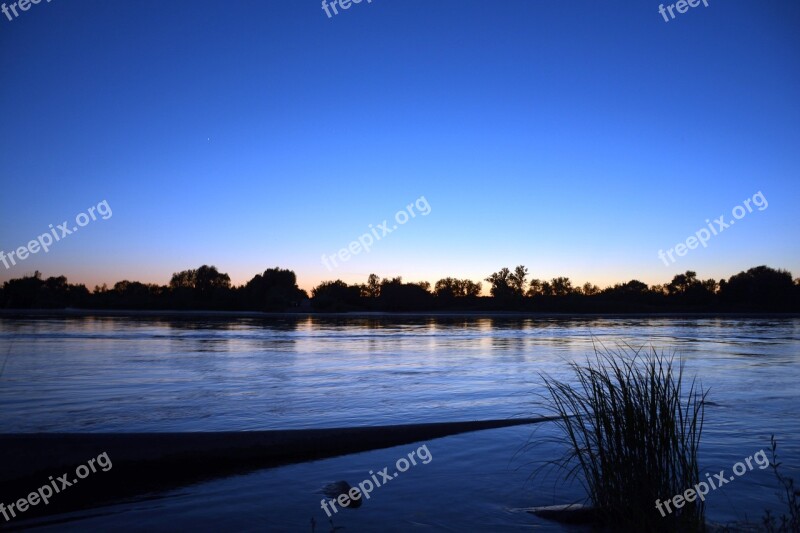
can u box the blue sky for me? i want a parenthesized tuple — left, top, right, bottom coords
(1, 0, 798, 293)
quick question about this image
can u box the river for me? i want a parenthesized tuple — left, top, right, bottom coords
(0, 315, 797, 531)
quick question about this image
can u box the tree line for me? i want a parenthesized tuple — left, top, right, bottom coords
(0, 265, 798, 312)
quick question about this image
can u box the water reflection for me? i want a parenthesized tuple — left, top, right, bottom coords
(0, 316, 797, 437)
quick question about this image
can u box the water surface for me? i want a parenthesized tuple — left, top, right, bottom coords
(1, 315, 798, 531)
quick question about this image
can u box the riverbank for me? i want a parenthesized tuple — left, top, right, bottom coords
(1, 309, 798, 319)
(0, 418, 552, 523)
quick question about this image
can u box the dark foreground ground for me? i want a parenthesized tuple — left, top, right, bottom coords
(0, 418, 552, 526)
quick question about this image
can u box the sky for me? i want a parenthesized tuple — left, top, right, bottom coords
(1, 0, 799, 294)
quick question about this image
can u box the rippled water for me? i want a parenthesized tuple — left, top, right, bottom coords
(1, 315, 798, 531)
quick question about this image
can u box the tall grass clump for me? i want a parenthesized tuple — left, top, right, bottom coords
(762, 435, 800, 533)
(540, 343, 707, 532)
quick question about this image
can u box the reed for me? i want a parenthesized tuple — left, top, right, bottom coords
(540, 343, 707, 531)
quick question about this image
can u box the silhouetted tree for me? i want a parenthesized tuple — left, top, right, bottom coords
(434, 278, 459, 299)
(541, 280, 553, 296)
(434, 278, 482, 299)
(550, 277, 574, 297)
(2, 271, 44, 308)
(364, 274, 381, 298)
(509, 265, 528, 295)
(195, 265, 231, 293)
(1, 272, 88, 308)
(311, 280, 361, 311)
(378, 277, 433, 311)
(486, 268, 516, 299)
(413, 281, 431, 292)
(599, 280, 657, 309)
(650, 284, 668, 296)
(168, 265, 232, 308)
(169, 270, 195, 289)
(462, 280, 482, 297)
(666, 271, 698, 296)
(527, 279, 544, 297)
(604, 280, 649, 297)
(107, 280, 157, 309)
(664, 271, 717, 307)
(720, 266, 795, 310)
(243, 267, 306, 311)
(581, 282, 601, 296)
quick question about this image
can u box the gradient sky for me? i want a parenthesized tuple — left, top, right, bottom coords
(1, 0, 799, 294)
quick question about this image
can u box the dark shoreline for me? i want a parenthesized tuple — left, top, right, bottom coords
(1, 309, 798, 319)
(0, 418, 552, 526)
